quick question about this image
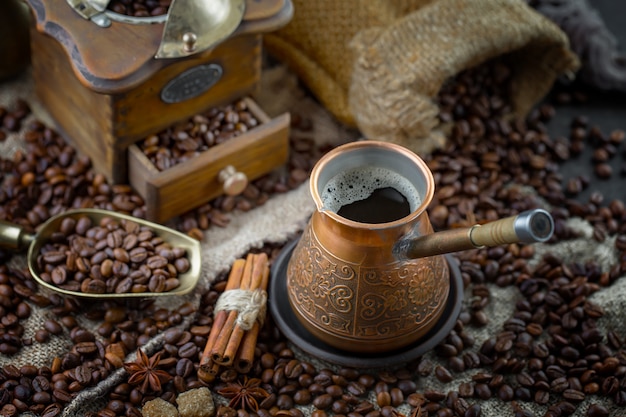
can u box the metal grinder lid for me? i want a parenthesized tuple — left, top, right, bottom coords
(65, 0, 246, 59)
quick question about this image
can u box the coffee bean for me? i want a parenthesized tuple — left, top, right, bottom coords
(36, 216, 190, 295)
(463, 404, 481, 417)
(389, 388, 404, 407)
(174, 357, 194, 378)
(72, 364, 92, 385)
(52, 389, 72, 403)
(43, 319, 63, 335)
(585, 403, 609, 417)
(313, 394, 333, 410)
(534, 390, 550, 405)
(497, 385, 514, 401)
(533, 342, 550, 358)
(396, 379, 417, 396)
(562, 389, 585, 402)
(595, 163, 612, 178)
(42, 252, 66, 264)
(129, 247, 148, 263)
(81, 279, 105, 294)
(277, 394, 294, 410)
(451, 397, 469, 416)
(615, 390, 626, 406)
(32, 391, 52, 404)
(448, 356, 466, 372)
(472, 311, 488, 326)
(347, 381, 367, 396)
(174, 257, 191, 273)
(293, 389, 312, 405)
(550, 377, 569, 393)
(434, 366, 453, 383)
(41, 403, 62, 417)
(474, 384, 491, 400)
(376, 391, 391, 407)
(137, 99, 260, 171)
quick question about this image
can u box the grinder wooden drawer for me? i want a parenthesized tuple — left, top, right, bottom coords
(128, 98, 290, 222)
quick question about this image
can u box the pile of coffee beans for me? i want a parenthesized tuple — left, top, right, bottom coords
(565, 117, 625, 185)
(0, 295, 199, 416)
(137, 98, 261, 171)
(166, 112, 331, 237)
(0, 106, 147, 229)
(81, 57, 626, 417)
(107, 0, 171, 17)
(0, 96, 324, 240)
(0, 94, 335, 413)
(2, 54, 626, 417)
(0, 266, 34, 355)
(35, 215, 190, 294)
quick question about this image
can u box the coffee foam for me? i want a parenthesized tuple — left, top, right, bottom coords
(320, 166, 421, 214)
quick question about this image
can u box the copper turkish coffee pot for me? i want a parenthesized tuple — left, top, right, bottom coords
(286, 140, 554, 354)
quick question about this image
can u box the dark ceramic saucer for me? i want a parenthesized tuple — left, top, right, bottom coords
(269, 239, 464, 368)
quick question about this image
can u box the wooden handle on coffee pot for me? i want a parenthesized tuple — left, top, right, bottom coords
(393, 209, 554, 259)
(469, 209, 554, 247)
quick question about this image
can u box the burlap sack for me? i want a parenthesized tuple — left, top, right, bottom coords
(264, 0, 436, 127)
(264, 0, 580, 155)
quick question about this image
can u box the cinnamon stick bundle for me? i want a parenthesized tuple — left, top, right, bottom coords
(198, 259, 246, 381)
(234, 261, 270, 373)
(198, 253, 270, 378)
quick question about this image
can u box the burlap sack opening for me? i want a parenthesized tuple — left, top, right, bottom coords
(264, 0, 580, 155)
(263, 0, 438, 128)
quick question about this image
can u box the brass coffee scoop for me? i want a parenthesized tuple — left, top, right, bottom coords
(0, 208, 202, 299)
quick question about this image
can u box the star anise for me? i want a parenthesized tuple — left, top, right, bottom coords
(123, 350, 172, 393)
(217, 377, 269, 412)
(410, 405, 423, 417)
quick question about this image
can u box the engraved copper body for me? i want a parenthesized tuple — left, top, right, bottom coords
(286, 140, 554, 354)
(287, 141, 448, 353)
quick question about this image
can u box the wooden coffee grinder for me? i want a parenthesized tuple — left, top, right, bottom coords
(24, 0, 293, 190)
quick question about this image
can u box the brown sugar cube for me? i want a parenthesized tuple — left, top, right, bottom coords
(141, 398, 180, 417)
(177, 387, 216, 417)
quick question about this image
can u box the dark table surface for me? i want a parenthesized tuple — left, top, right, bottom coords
(544, 0, 626, 204)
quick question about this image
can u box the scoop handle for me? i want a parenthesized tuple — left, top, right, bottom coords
(394, 209, 554, 259)
(0, 220, 34, 251)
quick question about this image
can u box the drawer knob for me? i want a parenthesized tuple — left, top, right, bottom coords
(218, 165, 248, 196)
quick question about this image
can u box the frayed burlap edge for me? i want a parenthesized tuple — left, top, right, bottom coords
(348, 0, 580, 155)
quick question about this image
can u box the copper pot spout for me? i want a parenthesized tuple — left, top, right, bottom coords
(393, 208, 554, 260)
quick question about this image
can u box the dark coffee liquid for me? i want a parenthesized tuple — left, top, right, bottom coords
(336, 187, 411, 223)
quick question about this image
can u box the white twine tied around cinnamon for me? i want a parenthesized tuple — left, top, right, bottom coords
(214, 288, 268, 330)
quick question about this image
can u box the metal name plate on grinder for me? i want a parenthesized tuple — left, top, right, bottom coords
(160, 64, 224, 104)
